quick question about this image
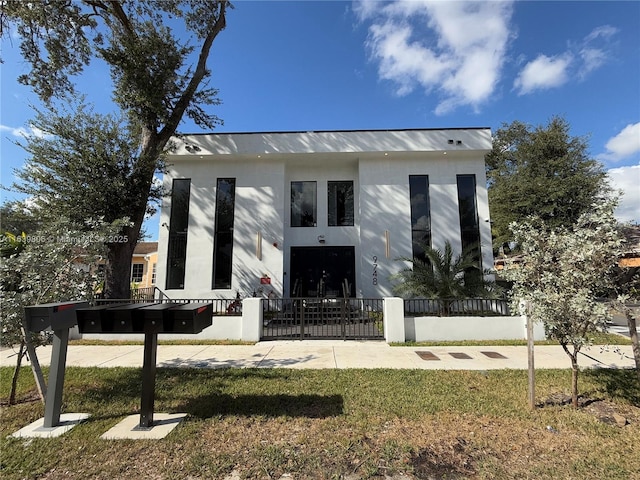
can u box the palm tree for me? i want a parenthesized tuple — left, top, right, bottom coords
(392, 241, 500, 315)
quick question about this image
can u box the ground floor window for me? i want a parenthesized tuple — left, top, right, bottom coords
(131, 263, 144, 283)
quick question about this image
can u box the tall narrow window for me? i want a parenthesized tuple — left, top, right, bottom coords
(213, 178, 236, 289)
(457, 175, 482, 282)
(166, 178, 191, 289)
(328, 181, 354, 226)
(151, 264, 157, 285)
(409, 175, 431, 261)
(291, 181, 317, 227)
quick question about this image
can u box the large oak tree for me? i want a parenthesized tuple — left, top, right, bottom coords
(1, 1, 229, 298)
(486, 117, 610, 251)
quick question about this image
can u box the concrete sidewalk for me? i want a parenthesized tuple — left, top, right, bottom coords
(0, 340, 636, 371)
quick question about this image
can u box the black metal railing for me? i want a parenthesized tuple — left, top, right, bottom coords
(261, 297, 384, 340)
(404, 298, 511, 317)
(94, 297, 242, 315)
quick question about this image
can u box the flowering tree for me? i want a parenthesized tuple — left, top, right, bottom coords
(1, 214, 126, 404)
(503, 199, 623, 407)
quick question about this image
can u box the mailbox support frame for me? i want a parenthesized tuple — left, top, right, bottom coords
(43, 327, 70, 428)
(139, 332, 158, 428)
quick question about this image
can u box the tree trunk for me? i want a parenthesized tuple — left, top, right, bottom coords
(9, 340, 25, 405)
(571, 355, 579, 409)
(104, 234, 137, 299)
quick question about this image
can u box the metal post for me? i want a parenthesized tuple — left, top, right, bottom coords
(43, 328, 69, 428)
(299, 301, 304, 340)
(139, 332, 158, 428)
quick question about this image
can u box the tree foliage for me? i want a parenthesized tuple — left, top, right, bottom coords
(1, 0, 229, 298)
(392, 241, 501, 305)
(502, 199, 623, 407)
(0, 211, 126, 403)
(486, 117, 609, 249)
(12, 101, 159, 227)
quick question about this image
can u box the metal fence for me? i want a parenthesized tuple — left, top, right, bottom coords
(404, 298, 511, 317)
(94, 297, 243, 315)
(261, 297, 384, 340)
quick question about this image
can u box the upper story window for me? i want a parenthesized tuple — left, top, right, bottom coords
(328, 181, 354, 226)
(291, 181, 317, 227)
(409, 175, 431, 261)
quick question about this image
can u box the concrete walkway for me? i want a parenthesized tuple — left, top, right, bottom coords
(0, 340, 636, 370)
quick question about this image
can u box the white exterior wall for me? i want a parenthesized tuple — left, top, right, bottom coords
(156, 129, 494, 301)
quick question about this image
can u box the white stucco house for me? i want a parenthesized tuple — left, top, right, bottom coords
(156, 128, 495, 301)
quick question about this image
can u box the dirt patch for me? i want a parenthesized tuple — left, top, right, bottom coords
(540, 392, 640, 427)
(410, 437, 477, 479)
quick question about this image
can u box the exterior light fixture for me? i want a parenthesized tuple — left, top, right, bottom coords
(385, 230, 391, 258)
(256, 232, 262, 260)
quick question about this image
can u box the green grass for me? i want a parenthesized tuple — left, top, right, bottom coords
(1, 366, 639, 480)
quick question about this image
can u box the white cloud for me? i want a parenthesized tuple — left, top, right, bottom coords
(608, 163, 640, 224)
(514, 53, 572, 95)
(515, 25, 618, 94)
(598, 123, 640, 162)
(0, 123, 52, 139)
(356, 0, 514, 114)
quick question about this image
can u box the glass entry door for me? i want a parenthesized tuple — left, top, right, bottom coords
(290, 246, 356, 297)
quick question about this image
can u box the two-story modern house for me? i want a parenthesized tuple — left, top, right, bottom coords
(156, 128, 494, 300)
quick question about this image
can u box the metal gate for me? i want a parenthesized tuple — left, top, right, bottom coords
(261, 298, 384, 340)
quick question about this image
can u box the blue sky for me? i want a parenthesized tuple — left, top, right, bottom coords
(2, 0, 639, 241)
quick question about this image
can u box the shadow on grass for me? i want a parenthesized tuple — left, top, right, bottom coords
(70, 367, 343, 419)
(177, 392, 344, 418)
(583, 368, 640, 406)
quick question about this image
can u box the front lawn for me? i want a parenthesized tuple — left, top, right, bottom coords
(1, 367, 639, 479)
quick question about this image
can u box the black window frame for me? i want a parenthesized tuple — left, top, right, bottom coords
(212, 178, 236, 290)
(409, 175, 432, 262)
(131, 263, 144, 283)
(291, 181, 317, 227)
(328, 180, 354, 226)
(166, 178, 191, 289)
(456, 174, 482, 282)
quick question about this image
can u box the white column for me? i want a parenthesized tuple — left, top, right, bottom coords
(383, 297, 405, 343)
(241, 298, 262, 342)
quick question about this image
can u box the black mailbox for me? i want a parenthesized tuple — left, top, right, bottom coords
(166, 303, 213, 333)
(138, 303, 186, 333)
(106, 303, 159, 333)
(76, 305, 115, 333)
(24, 301, 88, 331)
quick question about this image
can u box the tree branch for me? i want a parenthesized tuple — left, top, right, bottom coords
(158, 1, 227, 146)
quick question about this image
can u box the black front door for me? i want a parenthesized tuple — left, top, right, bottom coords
(290, 246, 356, 297)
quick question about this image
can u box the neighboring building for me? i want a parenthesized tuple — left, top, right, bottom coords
(156, 128, 494, 299)
(620, 225, 640, 268)
(131, 241, 158, 288)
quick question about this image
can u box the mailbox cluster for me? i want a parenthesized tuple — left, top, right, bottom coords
(20, 300, 214, 436)
(76, 302, 213, 334)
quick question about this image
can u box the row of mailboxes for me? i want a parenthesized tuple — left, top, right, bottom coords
(76, 302, 213, 334)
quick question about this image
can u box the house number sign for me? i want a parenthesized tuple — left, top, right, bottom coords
(372, 256, 378, 286)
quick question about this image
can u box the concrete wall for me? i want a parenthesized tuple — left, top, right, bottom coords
(78, 298, 545, 343)
(404, 315, 546, 342)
